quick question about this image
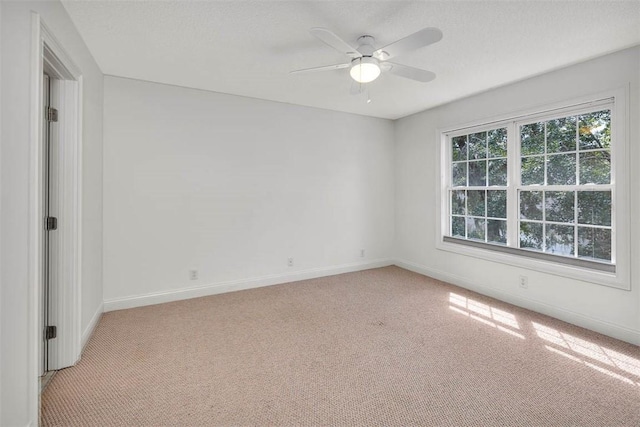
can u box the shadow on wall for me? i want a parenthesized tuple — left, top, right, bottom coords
(448, 292, 640, 387)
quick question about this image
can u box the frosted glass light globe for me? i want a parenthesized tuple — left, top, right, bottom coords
(350, 57, 381, 83)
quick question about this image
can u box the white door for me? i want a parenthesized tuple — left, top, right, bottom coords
(41, 72, 59, 377)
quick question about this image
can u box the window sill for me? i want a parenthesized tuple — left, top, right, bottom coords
(437, 236, 629, 290)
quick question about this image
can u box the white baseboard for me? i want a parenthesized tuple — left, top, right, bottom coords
(104, 258, 393, 312)
(81, 302, 103, 350)
(394, 259, 640, 346)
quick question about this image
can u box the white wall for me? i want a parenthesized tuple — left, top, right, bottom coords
(0, 1, 103, 425)
(394, 46, 640, 345)
(0, 1, 3, 422)
(103, 76, 394, 308)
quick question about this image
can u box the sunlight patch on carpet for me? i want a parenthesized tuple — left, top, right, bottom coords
(534, 322, 640, 386)
(448, 293, 525, 339)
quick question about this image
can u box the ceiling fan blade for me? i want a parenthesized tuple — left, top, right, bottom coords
(385, 62, 436, 82)
(310, 28, 361, 58)
(373, 27, 443, 61)
(290, 63, 351, 74)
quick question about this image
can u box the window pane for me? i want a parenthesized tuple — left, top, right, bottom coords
(579, 110, 610, 151)
(487, 220, 507, 244)
(578, 227, 611, 261)
(488, 159, 507, 186)
(520, 191, 543, 220)
(578, 191, 611, 226)
(547, 153, 576, 185)
(521, 156, 544, 185)
(469, 132, 487, 160)
(488, 128, 507, 158)
(452, 162, 467, 186)
(452, 135, 468, 161)
(579, 151, 611, 184)
(546, 116, 576, 153)
(487, 190, 506, 218)
(545, 224, 575, 256)
(452, 216, 465, 237)
(468, 161, 487, 186)
(467, 190, 486, 217)
(451, 190, 466, 215)
(520, 222, 543, 250)
(521, 122, 545, 155)
(545, 191, 574, 223)
(467, 218, 486, 241)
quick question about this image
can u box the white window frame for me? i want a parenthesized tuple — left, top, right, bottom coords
(436, 88, 630, 290)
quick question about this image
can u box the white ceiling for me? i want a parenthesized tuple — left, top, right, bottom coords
(61, 1, 640, 120)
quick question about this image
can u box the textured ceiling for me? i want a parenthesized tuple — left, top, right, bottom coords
(62, 1, 640, 120)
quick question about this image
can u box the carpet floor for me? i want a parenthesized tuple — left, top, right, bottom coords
(41, 266, 640, 426)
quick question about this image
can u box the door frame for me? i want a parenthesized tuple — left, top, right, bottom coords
(28, 10, 83, 412)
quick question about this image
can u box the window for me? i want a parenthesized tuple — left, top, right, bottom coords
(450, 128, 508, 244)
(439, 95, 629, 288)
(519, 110, 612, 262)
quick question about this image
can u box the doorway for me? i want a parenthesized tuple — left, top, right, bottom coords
(26, 15, 85, 422)
(33, 26, 84, 394)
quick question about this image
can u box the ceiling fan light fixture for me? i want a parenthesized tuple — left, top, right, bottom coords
(350, 57, 381, 83)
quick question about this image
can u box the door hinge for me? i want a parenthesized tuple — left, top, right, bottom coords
(45, 216, 57, 231)
(46, 106, 58, 122)
(45, 325, 57, 340)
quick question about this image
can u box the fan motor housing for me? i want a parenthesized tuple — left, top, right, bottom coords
(356, 35, 376, 57)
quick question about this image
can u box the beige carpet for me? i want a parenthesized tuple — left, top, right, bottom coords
(41, 266, 640, 426)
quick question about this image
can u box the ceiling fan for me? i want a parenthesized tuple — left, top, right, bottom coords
(290, 27, 443, 91)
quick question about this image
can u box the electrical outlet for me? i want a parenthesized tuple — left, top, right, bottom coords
(519, 275, 528, 289)
(287, 257, 294, 267)
(360, 249, 365, 258)
(189, 270, 198, 280)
